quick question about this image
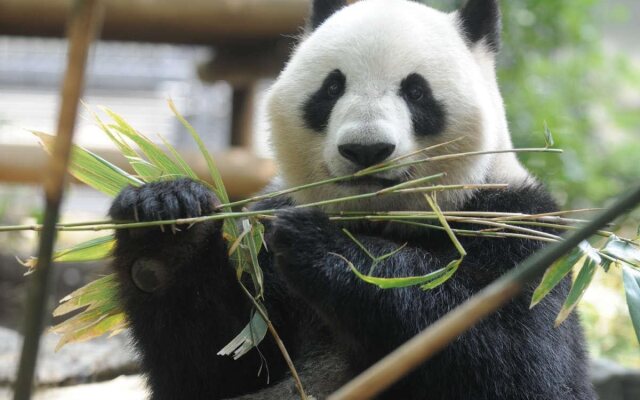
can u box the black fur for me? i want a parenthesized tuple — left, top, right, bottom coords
(110, 178, 596, 399)
(458, 0, 502, 52)
(302, 69, 346, 133)
(309, 0, 347, 30)
(399, 73, 447, 136)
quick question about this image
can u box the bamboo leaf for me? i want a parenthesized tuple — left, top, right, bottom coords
(242, 219, 265, 299)
(53, 274, 119, 317)
(126, 156, 164, 181)
(22, 235, 114, 271)
(168, 99, 230, 205)
(53, 310, 126, 351)
(32, 131, 142, 196)
(421, 258, 463, 290)
(54, 235, 114, 262)
(601, 235, 640, 268)
(158, 134, 198, 180)
(530, 243, 588, 308)
(335, 253, 460, 290)
(217, 311, 268, 360)
(555, 253, 600, 326)
(91, 110, 139, 159)
(622, 265, 640, 344)
(51, 274, 126, 350)
(102, 108, 186, 180)
(342, 229, 377, 261)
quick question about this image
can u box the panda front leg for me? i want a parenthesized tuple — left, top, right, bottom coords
(266, 208, 594, 399)
(109, 179, 287, 400)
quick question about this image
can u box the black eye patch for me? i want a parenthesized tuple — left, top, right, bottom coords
(399, 73, 446, 136)
(302, 69, 346, 133)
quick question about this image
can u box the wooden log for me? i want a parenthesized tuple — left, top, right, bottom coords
(0, 0, 310, 45)
(0, 144, 276, 199)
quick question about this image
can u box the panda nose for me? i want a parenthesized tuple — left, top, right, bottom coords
(338, 143, 396, 168)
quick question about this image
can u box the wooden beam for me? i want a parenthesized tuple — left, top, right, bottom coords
(0, 144, 276, 199)
(0, 0, 309, 45)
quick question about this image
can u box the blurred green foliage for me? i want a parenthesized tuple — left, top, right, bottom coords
(425, 0, 640, 367)
(428, 0, 640, 210)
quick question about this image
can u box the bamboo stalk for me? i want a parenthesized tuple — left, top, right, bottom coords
(13, 1, 103, 399)
(328, 183, 640, 400)
(237, 282, 308, 400)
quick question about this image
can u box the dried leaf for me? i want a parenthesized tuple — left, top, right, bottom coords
(217, 311, 268, 360)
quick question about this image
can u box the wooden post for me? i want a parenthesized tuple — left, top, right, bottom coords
(12, 1, 103, 399)
(230, 86, 256, 148)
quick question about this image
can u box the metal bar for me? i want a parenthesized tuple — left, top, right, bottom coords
(12, 1, 103, 398)
(0, 0, 309, 44)
(329, 183, 640, 400)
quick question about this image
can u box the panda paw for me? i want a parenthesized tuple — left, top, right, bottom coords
(266, 208, 338, 267)
(110, 178, 221, 226)
(110, 179, 223, 293)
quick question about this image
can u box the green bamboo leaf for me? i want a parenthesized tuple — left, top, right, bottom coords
(158, 134, 198, 180)
(530, 243, 588, 308)
(421, 258, 463, 290)
(601, 235, 640, 268)
(126, 156, 164, 181)
(32, 131, 142, 196)
(168, 99, 230, 205)
(217, 310, 268, 360)
(102, 108, 186, 180)
(335, 253, 460, 290)
(22, 235, 114, 271)
(54, 236, 114, 262)
(242, 218, 265, 299)
(623, 265, 640, 344)
(342, 229, 377, 261)
(91, 109, 139, 159)
(555, 254, 600, 326)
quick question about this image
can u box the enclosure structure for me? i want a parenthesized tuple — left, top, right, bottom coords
(2, 1, 640, 399)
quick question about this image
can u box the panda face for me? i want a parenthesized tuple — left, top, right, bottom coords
(266, 0, 528, 211)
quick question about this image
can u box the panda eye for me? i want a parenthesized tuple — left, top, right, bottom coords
(326, 80, 344, 98)
(407, 86, 424, 102)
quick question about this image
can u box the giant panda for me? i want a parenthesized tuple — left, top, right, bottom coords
(109, 0, 597, 399)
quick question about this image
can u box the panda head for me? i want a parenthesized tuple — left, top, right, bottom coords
(266, 0, 530, 212)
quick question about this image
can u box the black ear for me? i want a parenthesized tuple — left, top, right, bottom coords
(458, 0, 501, 52)
(310, 0, 347, 30)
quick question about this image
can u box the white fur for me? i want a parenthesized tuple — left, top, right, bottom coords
(266, 0, 530, 212)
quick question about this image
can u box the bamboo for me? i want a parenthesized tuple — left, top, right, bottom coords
(12, 1, 103, 399)
(328, 184, 640, 400)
